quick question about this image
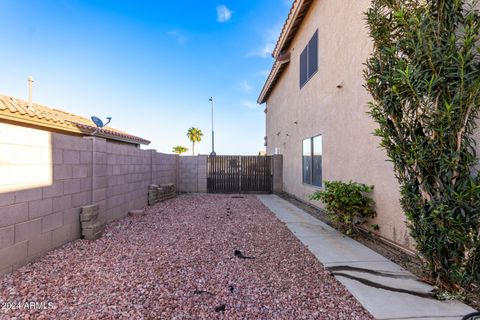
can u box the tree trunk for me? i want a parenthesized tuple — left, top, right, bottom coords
(192, 142, 195, 155)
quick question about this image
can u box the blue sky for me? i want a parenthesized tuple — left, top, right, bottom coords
(0, 1, 292, 155)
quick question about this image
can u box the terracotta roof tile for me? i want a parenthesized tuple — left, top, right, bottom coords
(258, 0, 314, 104)
(273, 0, 314, 58)
(0, 94, 150, 145)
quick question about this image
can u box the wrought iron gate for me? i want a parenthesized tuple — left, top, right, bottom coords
(207, 156, 272, 193)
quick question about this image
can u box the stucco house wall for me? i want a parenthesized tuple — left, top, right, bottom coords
(264, 0, 414, 250)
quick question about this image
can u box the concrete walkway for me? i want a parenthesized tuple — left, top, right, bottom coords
(257, 194, 477, 320)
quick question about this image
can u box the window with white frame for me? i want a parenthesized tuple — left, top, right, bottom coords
(299, 30, 318, 88)
(303, 135, 322, 187)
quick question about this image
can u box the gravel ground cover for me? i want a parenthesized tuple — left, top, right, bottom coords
(0, 194, 372, 319)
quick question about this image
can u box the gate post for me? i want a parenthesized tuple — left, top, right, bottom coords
(272, 155, 283, 194)
(197, 155, 208, 193)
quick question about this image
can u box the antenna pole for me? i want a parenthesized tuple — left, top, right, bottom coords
(28, 76, 34, 107)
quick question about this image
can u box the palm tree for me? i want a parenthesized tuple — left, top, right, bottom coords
(187, 127, 203, 155)
(172, 145, 188, 155)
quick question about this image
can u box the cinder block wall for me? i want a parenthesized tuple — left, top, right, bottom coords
(100, 140, 150, 224)
(0, 124, 204, 275)
(178, 155, 207, 193)
(152, 152, 178, 188)
(272, 155, 283, 194)
(0, 129, 92, 275)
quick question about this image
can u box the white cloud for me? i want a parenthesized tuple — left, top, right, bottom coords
(240, 81, 253, 93)
(216, 5, 232, 23)
(242, 100, 259, 110)
(259, 69, 270, 77)
(167, 30, 188, 44)
(247, 42, 274, 58)
(247, 24, 283, 58)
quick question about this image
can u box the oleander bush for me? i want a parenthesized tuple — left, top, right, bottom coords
(310, 181, 376, 235)
(365, 0, 480, 290)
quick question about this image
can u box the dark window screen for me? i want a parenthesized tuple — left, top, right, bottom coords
(312, 135, 322, 187)
(299, 30, 319, 88)
(300, 47, 308, 88)
(303, 135, 322, 187)
(308, 31, 318, 79)
(303, 138, 312, 184)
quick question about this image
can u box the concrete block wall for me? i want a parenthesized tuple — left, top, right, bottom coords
(0, 123, 53, 193)
(101, 139, 151, 224)
(0, 131, 92, 275)
(0, 124, 208, 275)
(272, 155, 283, 194)
(197, 156, 207, 193)
(152, 152, 178, 187)
(178, 155, 207, 193)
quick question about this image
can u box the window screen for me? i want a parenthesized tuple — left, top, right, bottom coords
(303, 135, 322, 187)
(299, 30, 319, 88)
(308, 31, 318, 79)
(312, 135, 322, 187)
(302, 138, 312, 184)
(300, 47, 308, 88)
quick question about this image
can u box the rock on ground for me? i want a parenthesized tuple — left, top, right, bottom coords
(0, 194, 372, 319)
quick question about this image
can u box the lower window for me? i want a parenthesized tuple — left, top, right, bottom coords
(302, 135, 322, 187)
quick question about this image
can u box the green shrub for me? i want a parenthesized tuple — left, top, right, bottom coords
(365, 0, 480, 290)
(310, 181, 376, 235)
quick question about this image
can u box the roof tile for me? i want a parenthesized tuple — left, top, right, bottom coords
(0, 94, 150, 145)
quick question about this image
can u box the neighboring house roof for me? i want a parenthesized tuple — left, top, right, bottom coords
(0, 94, 150, 145)
(257, 0, 314, 104)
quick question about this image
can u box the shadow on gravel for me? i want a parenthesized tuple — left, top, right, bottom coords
(234, 250, 255, 260)
(215, 304, 226, 312)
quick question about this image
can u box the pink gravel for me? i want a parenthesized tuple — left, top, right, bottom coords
(0, 194, 373, 319)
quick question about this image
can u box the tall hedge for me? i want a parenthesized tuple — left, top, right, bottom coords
(365, 0, 480, 290)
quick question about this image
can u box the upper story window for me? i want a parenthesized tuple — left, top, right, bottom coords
(300, 30, 318, 88)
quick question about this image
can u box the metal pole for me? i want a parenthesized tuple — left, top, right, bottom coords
(27, 76, 34, 107)
(210, 97, 216, 156)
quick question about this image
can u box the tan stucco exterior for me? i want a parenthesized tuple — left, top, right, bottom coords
(264, 0, 414, 250)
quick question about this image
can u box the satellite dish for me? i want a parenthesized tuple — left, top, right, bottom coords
(91, 116, 104, 128)
(90, 116, 112, 136)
